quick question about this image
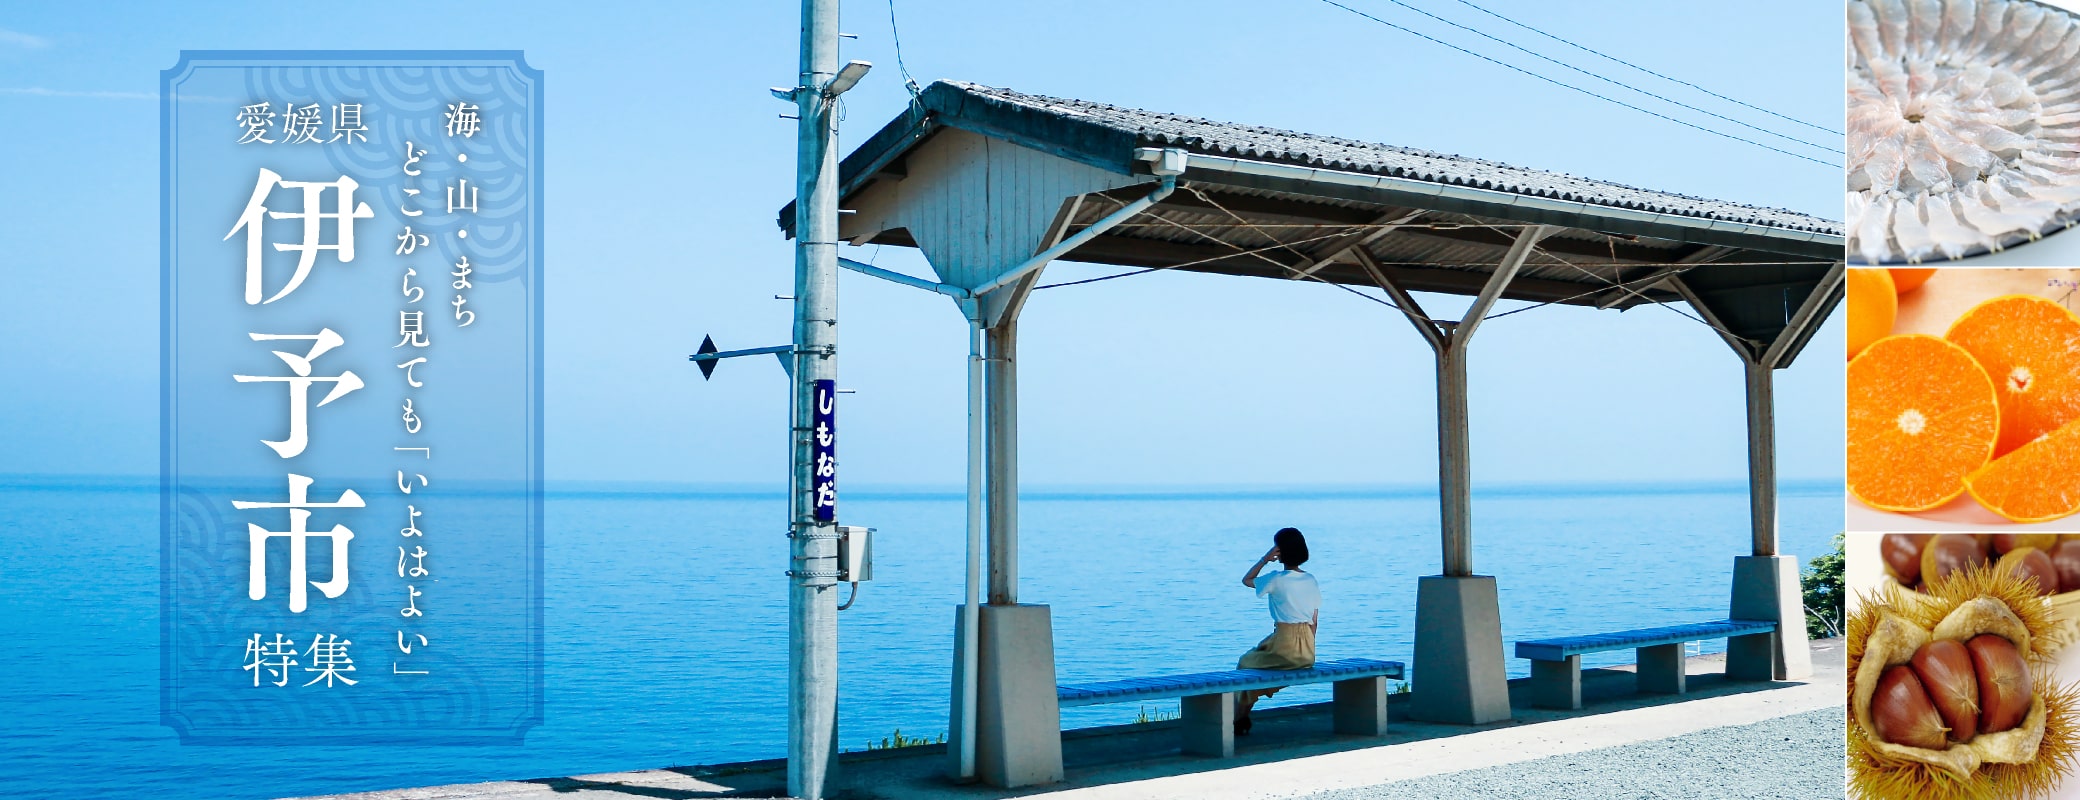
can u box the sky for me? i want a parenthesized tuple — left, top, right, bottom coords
(0, 0, 1844, 489)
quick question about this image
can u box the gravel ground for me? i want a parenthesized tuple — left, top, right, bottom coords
(1297, 707, 1844, 800)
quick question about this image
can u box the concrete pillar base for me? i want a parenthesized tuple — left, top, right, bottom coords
(1410, 575, 1512, 724)
(1729, 555, 1813, 682)
(969, 604, 1063, 787)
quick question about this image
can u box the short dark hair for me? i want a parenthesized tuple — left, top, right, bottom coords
(1275, 527, 1309, 568)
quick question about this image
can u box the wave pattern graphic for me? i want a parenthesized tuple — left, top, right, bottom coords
(241, 65, 534, 284)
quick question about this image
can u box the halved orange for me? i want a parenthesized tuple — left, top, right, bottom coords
(1848, 334, 2000, 512)
(1967, 417, 2080, 523)
(1890, 268, 1936, 293)
(1848, 268, 1897, 360)
(1945, 295, 2080, 457)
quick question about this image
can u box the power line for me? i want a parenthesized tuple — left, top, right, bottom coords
(1369, 0, 1840, 155)
(1454, 0, 1843, 137)
(886, 0, 921, 98)
(1313, 0, 1841, 170)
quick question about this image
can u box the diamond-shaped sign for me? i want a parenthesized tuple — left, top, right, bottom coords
(695, 335, 720, 380)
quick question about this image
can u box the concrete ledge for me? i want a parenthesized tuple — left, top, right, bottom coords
(289, 640, 1845, 800)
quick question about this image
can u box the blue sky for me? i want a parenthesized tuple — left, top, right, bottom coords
(0, 0, 1843, 488)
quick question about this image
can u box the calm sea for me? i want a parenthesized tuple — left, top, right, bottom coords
(0, 479, 1840, 800)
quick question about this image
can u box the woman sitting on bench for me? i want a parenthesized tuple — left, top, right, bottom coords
(1235, 527, 1319, 735)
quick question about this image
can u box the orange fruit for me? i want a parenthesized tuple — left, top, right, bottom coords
(1848, 334, 2000, 512)
(1890, 268, 1936, 293)
(1848, 268, 1898, 360)
(1967, 417, 2080, 523)
(1945, 295, 2080, 457)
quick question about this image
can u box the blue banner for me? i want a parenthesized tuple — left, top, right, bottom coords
(812, 378, 836, 522)
(159, 51, 543, 744)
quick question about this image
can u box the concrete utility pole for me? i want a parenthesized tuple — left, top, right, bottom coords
(788, 0, 844, 795)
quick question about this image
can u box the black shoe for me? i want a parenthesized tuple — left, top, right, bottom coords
(1234, 715, 1252, 736)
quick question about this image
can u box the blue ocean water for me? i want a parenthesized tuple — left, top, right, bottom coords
(0, 479, 1839, 800)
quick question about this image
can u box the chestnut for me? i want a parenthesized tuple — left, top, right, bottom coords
(2004, 547, 2060, 596)
(1911, 639, 1980, 742)
(1921, 534, 1990, 586)
(1883, 534, 1931, 585)
(1968, 634, 2033, 735)
(2052, 541, 2080, 596)
(1993, 533, 2059, 555)
(1873, 663, 1951, 749)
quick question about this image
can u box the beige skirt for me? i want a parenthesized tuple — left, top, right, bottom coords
(1238, 622, 1316, 670)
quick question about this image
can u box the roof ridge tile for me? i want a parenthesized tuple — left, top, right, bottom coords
(921, 81, 1840, 234)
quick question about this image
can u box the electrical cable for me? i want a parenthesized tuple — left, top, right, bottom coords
(887, 0, 921, 98)
(1313, 0, 1840, 169)
(1370, 0, 1840, 155)
(1453, 0, 1842, 136)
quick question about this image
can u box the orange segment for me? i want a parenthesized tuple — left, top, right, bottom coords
(1848, 334, 2000, 512)
(1848, 268, 1897, 360)
(1967, 417, 2080, 523)
(1945, 295, 2080, 457)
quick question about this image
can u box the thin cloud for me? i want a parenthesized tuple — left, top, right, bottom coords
(0, 28, 51, 49)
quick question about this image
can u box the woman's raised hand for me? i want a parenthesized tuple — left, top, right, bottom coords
(1263, 545, 1281, 563)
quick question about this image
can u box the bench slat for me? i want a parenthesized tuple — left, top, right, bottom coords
(1057, 657, 1403, 708)
(1514, 619, 1776, 662)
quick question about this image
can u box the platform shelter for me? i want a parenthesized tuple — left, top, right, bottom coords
(778, 81, 1843, 788)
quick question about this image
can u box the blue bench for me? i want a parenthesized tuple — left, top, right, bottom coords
(1057, 657, 1404, 758)
(1514, 619, 1777, 710)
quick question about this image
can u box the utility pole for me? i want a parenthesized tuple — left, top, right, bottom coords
(788, 0, 844, 796)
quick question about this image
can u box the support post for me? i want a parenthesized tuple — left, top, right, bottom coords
(972, 266, 1060, 787)
(1682, 264, 1839, 686)
(1526, 655, 1582, 710)
(1436, 346, 1473, 576)
(1743, 359, 1777, 559)
(1179, 692, 1235, 757)
(1332, 677, 1390, 736)
(1728, 359, 1812, 680)
(787, 0, 842, 795)
(1367, 229, 1545, 726)
(1637, 644, 1687, 694)
(946, 196, 1078, 787)
(986, 319, 1019, 605)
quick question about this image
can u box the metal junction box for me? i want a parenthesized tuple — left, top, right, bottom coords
(837, 525, 873, 582)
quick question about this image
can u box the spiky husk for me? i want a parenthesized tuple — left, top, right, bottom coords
(1852, 680, 2080, 800)
(1911, 559, 2076, 661)
(1849, 561, 2080, 799)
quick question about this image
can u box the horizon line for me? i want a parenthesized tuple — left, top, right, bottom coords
(1, 473, 1846, 499)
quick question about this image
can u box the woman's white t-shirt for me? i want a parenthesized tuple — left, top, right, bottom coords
(1255, 569, 1321, 624)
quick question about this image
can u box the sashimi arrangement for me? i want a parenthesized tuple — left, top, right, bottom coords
(1849, 0, 2080, 263)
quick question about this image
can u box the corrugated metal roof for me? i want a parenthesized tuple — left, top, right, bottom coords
(786, 80, 1842, 368)
(802, 81, 1841, 241)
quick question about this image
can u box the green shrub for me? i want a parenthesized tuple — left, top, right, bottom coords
(1802, 532, 1845, 640)
(866, 728, 944, 751)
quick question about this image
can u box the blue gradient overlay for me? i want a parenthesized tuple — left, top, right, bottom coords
(159, 52, 542, 744)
